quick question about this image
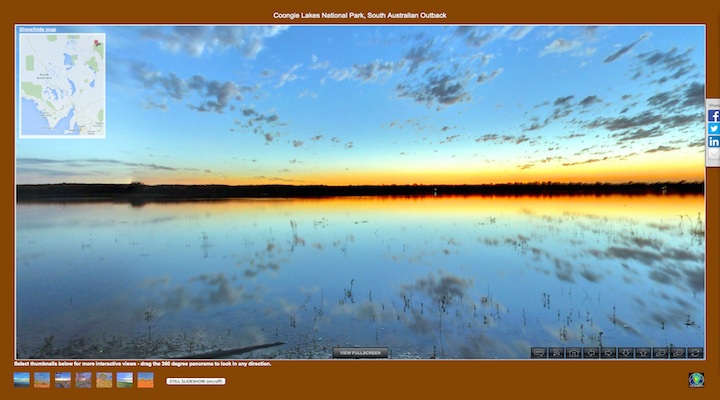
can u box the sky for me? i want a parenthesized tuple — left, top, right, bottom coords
(15, 25, 706, 185)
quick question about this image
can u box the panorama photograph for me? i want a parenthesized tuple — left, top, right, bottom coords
(15, 24, 705, 359)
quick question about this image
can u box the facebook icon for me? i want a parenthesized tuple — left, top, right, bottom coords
(710, 110, 720, 122)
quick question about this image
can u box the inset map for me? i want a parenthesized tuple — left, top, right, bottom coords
(19, 33, 105, 138)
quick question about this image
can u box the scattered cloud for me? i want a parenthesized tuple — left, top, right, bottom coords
(581, 26, 600, 39)
(310, 54, 330, 70)
(562, 158, 602, 166)
(327, 59, 407, 84)
(585, 113, 657, 131)
(554, 95, 574, 107)
(403, 39, 439, 74)
(476, 68, 503, 84)
(239, 108, 281, 125)
(440, 134, 461, 144)
(275, 64, 301, 88)
(139, 25, 288, 58)
(645, 145, 679, 153)
(298, 89, 318, 99)
(397, 73, 472, 107)
(134, 64, 255, 113)
(15, 157, 214, 183)
(18, 157, 177, 171)
(558, 133, 585, 139)
(456, 26, 510, 48)
(472, 52, 494, 67)
(603, 31, 651, 63)
(638, 46, 692, 71)
(251, 176, 306, 183)
(508, 26, 533, 41)
(352, 59, 406, 82)
(579, 95, 602, 107)
(636, 46, 697, 84)
(681, 81, 704, 108)
(541, 38, 582, 56)
(475, 134, 527, 145)
(142, 98, 168, 111)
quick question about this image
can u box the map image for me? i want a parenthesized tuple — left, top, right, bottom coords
(19, 33, 105, 138)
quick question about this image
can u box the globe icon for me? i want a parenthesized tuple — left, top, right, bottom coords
(689, 373, 704, 387)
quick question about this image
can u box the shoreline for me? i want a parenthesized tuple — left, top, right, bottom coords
(16, 182, 704, 203)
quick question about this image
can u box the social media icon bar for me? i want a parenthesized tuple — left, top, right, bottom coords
(707, 100, 720, 167)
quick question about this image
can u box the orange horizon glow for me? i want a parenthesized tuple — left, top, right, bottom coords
(129, 162, 704, 186)
(110, 147, 706, 186)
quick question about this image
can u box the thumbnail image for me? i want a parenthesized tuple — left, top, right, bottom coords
(55, 372, 71, 388)
(117, 372, 133, 388)
(15, 24, 706, 360)
(13, 372, 30, 388)
(75, 372, 91, 388)
(34, 372, 50, 388)
(96, 372, 113, 388)
(138, 372, 154, 388)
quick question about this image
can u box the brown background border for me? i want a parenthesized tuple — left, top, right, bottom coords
(2, 1, 718, 399)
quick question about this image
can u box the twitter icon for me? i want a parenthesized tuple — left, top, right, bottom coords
(710, 123, 720, 135)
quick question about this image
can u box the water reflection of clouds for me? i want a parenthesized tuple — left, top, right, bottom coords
(579, 266, 603, 283)
(17, 196, 705, 358)
(553, 257, 576, 283)
(646, 306, 697, 330)
(484, 207, 704, 293)
(586, 243, 703, 293)
(189, 273, 247, 310)
(243, 262, 281, 278)
(401, 272, 474, 302)
(142, 272, 252, 314)
(647, 263, 704, 293)
(236, 239, 286, 278)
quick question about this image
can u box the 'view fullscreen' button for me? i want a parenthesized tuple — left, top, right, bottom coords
(332, 347, 389, 358)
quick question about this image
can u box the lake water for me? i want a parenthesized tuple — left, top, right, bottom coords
(15, 194, 705, 359)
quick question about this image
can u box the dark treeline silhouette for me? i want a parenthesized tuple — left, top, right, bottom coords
(16, 181, 704, 204)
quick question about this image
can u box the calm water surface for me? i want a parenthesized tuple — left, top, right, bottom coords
(15, 195, 705, 359)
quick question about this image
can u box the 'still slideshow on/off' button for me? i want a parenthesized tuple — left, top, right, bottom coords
(166, 378, 226, 386)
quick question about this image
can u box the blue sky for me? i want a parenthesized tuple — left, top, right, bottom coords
(16, 24, 706, 185)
